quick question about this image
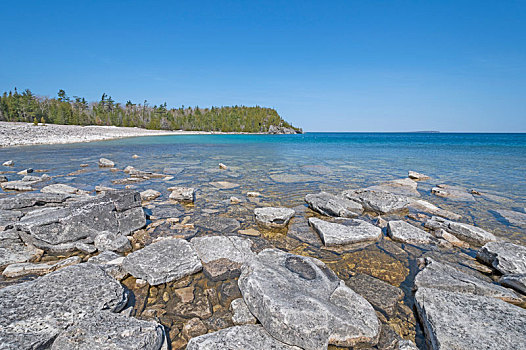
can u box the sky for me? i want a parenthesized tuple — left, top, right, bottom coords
(1, 0, 525, 132)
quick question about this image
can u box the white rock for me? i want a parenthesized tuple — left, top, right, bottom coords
(387, 220, 435, 245)
(140, 189, 161, 201)
(309, 217, 381, 246)
(254, 207, 295, 227)
(408, 171, 430, 181)
(169, 187, 196, 202)
(238, 249, 380, 349)
(98, 158, 115, 167)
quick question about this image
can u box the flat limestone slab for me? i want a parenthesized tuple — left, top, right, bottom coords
(414, 259, 522, 302)
(342, 189, 411, 214)
(254, 207, 295, 227)
(309, 217, 381, 246)
(238, 249, 380, 350)
(123, 238, 202, 285)
(387, 220, 435, 245)
(50, 311, 165, 350)
(0, 263, 128, 349)
(415, 287, 526, 350)
(186, 325, 301, 350)
(305, 192, 363, 218)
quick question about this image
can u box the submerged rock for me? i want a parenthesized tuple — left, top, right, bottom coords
(415, 287, 526, 350)
(305, 191, 363, 217)
(309, 217, 381, 246)
(414, 259, 522, 302)
(123, 238, 202, 285)
(477, 241, 526, 275)
(408, 199, 462, 220)
(210, 181, 240, 189)
(254, 207, 295, 227)
(495, 209, 526, 226)
(196, 216, 241, 233)
(367, 178, 420, 197)
(342, 189, 411, 214)
(387, 220, 435, 245)
(50, 311, 165, 350)
(345, 273, 404, 317)
(431, 184, 475, 201)
(238, 249, 380, 349)
(186, 325, 301, 350)
(0, 263, 128, 349)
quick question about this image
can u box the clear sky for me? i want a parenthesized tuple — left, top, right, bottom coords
(1, 0, 525, 132)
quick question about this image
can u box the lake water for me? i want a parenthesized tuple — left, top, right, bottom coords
(1, 132, 525, 348)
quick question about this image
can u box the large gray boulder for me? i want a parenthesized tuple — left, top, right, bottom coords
(308, 217, 381, 246)
(50, 311, 165, 350)
(305, 192, 363, 217)
(387, 220, 435, 245)
(414, 259, 522, 302)
(342, 189, 411, 214)
(238, 249, 380, 350)
(477, 241, 526, 275)
(14, 190, 145, 253)
(186, 325, 301, 350)
(123, 238, 202, 285)
(415, 287, 526, 350)
(0, 263, 128, 349)
(254, 207, 295, 227)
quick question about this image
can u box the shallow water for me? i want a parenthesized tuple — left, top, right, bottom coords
(2, 132, 525, 348)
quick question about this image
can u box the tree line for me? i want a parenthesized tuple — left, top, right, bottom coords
(0, 88, 301, 133)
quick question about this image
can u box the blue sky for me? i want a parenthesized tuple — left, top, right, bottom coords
(1, 0, 525, 132)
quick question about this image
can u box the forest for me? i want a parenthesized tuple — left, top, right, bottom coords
(0, 88, 301, 133)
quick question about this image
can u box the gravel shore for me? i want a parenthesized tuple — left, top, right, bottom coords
(0, 122, 215, 147)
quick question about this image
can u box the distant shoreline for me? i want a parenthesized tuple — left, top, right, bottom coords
(0, 122, 252, 148)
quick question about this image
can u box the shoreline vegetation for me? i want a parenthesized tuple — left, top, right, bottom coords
(0, 88, 302, 134)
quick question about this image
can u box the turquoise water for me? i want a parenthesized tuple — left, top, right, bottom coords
(2, 132, 525, 241)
